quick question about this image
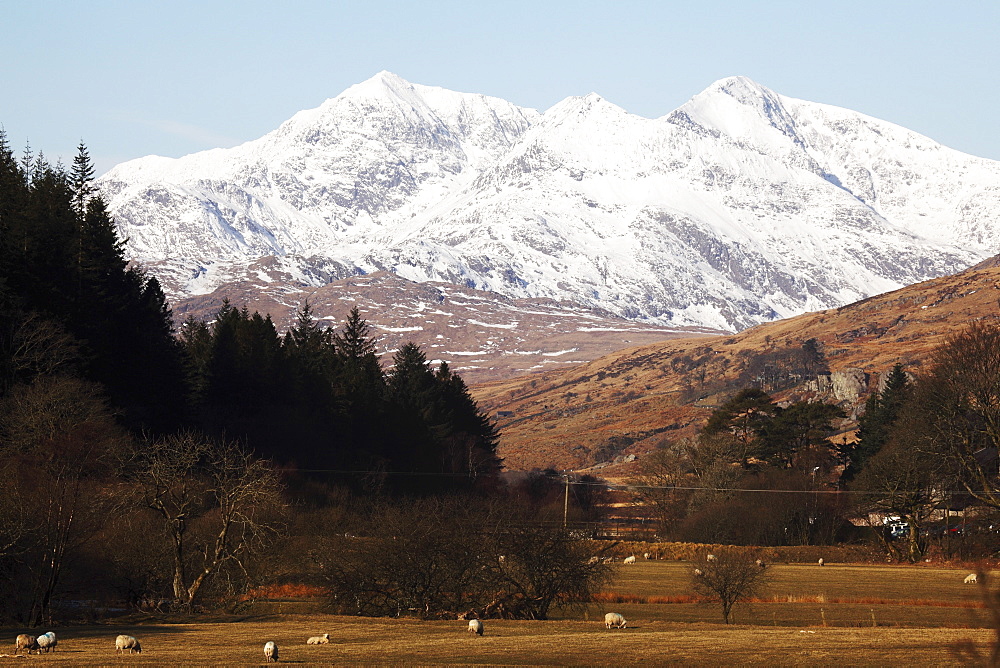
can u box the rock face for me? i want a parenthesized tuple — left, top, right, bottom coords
(830, 368, 869, 403)
(98, 73, 1000, 332)
(805, 369, 869, 402)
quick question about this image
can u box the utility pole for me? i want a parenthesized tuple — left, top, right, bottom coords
(563, 474, 570, 529)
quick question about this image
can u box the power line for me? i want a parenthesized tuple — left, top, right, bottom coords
(273, 467, 991, 496)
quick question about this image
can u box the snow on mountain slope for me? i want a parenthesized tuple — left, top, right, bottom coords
(98, 73, 1000, 332)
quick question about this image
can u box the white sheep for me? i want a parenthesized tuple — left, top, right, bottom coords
(306, 633, 330, 645)
(693, 568, 704, 577)
(264, 640, 278, 662)
(818, 558, 825, 567)
(468, 619, 484, 636)
(15, 634, 39, 655)
(115, 634, 142, 654)
(965, 573, 978, 584)
(36, 632, 56, 653)
(643, 552, 651, 560)
(587, 556, 600, 565)
(756, 559, 765, 568)
(623, 555, 636, 565)
(604, 612, 627, 629)
(706, 554, 717, 562)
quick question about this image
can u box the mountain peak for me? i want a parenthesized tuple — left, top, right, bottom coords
(675, 75, 803, 145)
(706, 75, 775, 100)
(339, 70, 418, 102)
(543, 92, 628, 122)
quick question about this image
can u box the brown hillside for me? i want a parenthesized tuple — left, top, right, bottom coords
(172, 271, 714, 384)
(473, 261, 1000, 471)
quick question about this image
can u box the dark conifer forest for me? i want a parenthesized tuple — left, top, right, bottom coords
(0, 133, 501, 492)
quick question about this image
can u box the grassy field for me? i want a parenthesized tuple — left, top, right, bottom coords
(1, 562, 995, 666)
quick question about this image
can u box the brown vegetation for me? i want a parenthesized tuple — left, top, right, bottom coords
(474, 262, 1000, 470)
(1, 563, 997, 666)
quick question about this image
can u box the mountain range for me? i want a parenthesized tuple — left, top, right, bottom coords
(98, 73, 1000, 333)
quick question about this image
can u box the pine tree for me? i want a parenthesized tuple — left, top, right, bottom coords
(0, 130, 26, 308)
(702, 388, 778, 468)
(333, 306, 384, 405)
(179, 314, 213, 403)
(334, 306, 378, 360)
(69, 142, 96, 218)
(435, 362, 502, 478)
(843, 364, 911, 480)
(762, 400, 845, 469)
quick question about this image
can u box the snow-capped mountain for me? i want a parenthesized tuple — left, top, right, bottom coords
(99, 72, 1000, 332)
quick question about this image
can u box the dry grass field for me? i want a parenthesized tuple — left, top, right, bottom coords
(2, 562, 996, 666)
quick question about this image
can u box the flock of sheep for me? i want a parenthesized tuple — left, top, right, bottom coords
(10, 616, 636, 662)
(14, 631, 57, 655)
(10, 630, 334, 660)
(14, 631, 143, 656)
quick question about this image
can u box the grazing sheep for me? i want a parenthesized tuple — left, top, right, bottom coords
(965, 573, 978, 584)
(643, 552, 651, 560)
(587, 556, 600, 565)
(756, 559, 765, 568)
(36, 632, 56, 653)
(468, 619, 484, 636)
(306, 633, 330, 645)
(693, 568, 704, 577)
(706, 554, 716, 562)
(604, 612, 627, 629)
(115, 634, 142, 654)
(818, 558, 825, 567)
(15, 634, 39, 655)
(623, 555, 636, 565)
(264, 641, 278, 662)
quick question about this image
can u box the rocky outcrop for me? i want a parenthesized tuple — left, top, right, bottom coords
(807, 368, 870, 403)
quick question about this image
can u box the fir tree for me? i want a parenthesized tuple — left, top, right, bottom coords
(69, 142, 96, 218)
(843, 364, 911, 480)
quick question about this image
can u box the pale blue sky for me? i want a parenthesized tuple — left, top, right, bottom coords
(3, 1, 997, 175)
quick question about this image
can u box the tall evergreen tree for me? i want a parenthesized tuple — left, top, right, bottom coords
(702, 388, 778, 468)
(69, 142, 95, 218)
(762, 401, 845, 469)
(435, 361, 502, 478)
(333, 306, 385, 408)
(843, 364, 911, 480)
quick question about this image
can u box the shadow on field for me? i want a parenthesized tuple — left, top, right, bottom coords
(1, 624, 195, 641)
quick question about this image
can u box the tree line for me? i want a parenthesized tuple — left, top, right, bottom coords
(2, 136, 593, 625)
(637, 326, 1000, 562)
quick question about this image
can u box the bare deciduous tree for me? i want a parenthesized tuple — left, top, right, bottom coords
(0, 374, 125, 624)
(630, 439, 696, 536)
(319, 497, 613, 620)
(917, 322, 1000, 510)
(690, 550, 770, 624)
(123, 432, 285, 609)
(0, 313, 80, 394)
(853, 436, 946, 563)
